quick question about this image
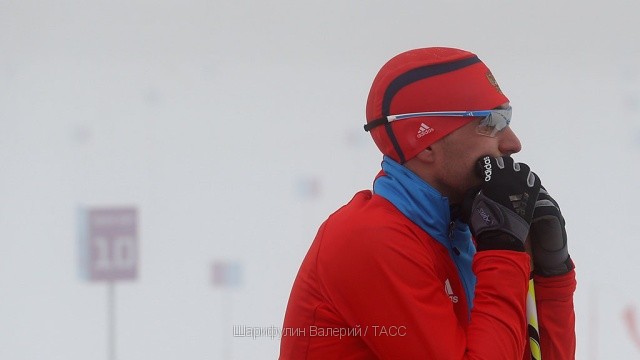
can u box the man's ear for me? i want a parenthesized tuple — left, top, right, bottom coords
(404, 145, 437, 180)
(413, 146, 436, 163)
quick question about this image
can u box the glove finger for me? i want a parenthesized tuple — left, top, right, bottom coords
(538, 188, 558, 205)
(517, 170, 540, 221)
(499, 155, 513, 170)
(532, 203, 560, 220)
(505, 161, 541, 191)
(533, 189, 564, 224)
(526, 169, 541, 190)
(475, 156, 514, 178)
(475, 156, 504, 180)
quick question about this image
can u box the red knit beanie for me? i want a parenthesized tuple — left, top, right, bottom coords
(365, 47, 509, 163)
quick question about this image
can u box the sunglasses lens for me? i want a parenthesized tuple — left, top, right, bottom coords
(476, 108, 511, 137)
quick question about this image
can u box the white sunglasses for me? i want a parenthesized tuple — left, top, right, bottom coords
(364, 106, 512, 138)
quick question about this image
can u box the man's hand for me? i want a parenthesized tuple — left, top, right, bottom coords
(529, 187, 575, 276)
(462, 156, 541, 252)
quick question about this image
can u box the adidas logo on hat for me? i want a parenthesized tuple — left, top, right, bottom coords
(417, 123, 434, 138)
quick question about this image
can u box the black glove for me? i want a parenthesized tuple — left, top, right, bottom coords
(462, 156, 541, 252)
(529, 187, 575, 276)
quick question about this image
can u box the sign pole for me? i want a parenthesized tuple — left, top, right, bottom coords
(80, 207, 138, 360)
(108, 280, 116, 360)
(222, 289, 231, 360)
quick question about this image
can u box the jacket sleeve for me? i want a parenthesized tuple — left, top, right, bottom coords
(533, 270, 577, 360)
(316, 224, 531, 359)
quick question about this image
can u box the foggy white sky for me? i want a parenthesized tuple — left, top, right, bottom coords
(1, 1, 639, 359)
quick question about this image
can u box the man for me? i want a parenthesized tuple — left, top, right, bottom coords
(280, 47, 576, 359)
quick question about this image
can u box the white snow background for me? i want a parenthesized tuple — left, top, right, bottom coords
(0, 1, 639, 359)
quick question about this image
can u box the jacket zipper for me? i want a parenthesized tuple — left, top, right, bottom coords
(449, 221, 460, 255)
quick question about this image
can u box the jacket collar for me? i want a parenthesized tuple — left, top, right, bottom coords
(373, 156, 457, 243)
(372, 156, 477, 312)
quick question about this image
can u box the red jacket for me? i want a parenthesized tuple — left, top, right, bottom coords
(280, 161, 576, 359)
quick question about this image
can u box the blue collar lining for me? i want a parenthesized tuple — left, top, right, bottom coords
(373, 156, 477, 313)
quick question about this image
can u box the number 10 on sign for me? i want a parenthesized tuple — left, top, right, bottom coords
(79, 207, 138, 282)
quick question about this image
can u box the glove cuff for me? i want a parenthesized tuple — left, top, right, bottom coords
(469, 193, 530, 245)
(534, 255, 575, 277)
(476, 231, 525, 252)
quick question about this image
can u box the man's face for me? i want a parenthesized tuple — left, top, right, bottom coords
(428, 105, 522, 203)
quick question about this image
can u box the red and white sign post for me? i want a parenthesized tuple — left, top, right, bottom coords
(80, 207, 138, 360)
